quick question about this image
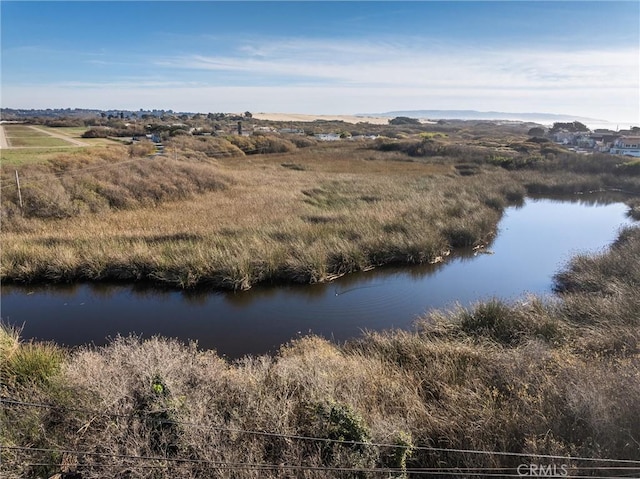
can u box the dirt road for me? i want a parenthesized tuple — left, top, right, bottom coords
(28, 126, 88, 146)
(0, 125, 9, 149)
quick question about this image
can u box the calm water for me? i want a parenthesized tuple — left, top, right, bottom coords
(1, 195, 635, 358)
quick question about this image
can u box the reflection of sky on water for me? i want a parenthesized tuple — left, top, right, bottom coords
(2, 195, 635, 358)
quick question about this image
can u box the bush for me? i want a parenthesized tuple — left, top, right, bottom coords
(389, 116, 421, 125)
(1, 324, 65, 386)
(128, 140, 156, 157)
(81, 128, 109, 138)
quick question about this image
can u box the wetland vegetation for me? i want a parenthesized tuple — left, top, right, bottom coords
(2, 117, 640, 477)
(2, 224, 639, 478)
(2, 119, 639, 290)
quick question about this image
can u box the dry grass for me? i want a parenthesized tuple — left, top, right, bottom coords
(2, 228, 639, 478)
(1, 142, 526, 289)
(2, 126, 640, 477)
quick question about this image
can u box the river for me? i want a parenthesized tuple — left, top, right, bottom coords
(1, 194, 635, 358)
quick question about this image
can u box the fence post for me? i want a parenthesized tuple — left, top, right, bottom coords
(15, 170, 23, 209)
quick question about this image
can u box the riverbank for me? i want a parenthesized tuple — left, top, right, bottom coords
(3, 137, 640, 290)
(3, 195, 633, 357)
(2, 225, 639, 478)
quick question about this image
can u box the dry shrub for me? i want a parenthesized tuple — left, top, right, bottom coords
(168, 135, 244, 158)
(226, 134, 297, 154)
(21, 180, 75, 218)
(128, 140, 156, 157)
(288, 135, 318, 148)
(1, 155, 229, 222)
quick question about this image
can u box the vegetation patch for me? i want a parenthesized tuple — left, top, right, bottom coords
(2, 227, 639, 478)
(1, 124, 639, 291)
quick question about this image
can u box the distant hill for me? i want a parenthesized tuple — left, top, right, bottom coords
(363, 110, 606, 124)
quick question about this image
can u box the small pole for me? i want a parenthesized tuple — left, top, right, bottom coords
(15, 170, 23, 209)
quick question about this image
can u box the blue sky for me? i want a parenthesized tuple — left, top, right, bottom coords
(1, 1, 638, 122)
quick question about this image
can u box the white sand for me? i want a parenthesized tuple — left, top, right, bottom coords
(252, 113, 390, 125)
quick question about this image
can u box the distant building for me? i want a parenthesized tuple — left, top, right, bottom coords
(314, 133, 341, 141)
(575, 134, 595, 148)
(609, 136, 640, 157)
(552, 130, 576, 145)
(279, 128, 304, 134)
(351, 135, 379, 141)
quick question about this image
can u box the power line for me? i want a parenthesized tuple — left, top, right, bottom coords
(3, 397, 640, 466)
(0, 446, 508, 477)
(4, 450, 638, 479)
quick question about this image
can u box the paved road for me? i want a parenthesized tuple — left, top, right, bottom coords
(28, 125, 88, 146)
(0, 125, 9, 149)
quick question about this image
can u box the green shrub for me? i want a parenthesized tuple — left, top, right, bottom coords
(3, 341, 65, 385)
(459, 299, 522, 345)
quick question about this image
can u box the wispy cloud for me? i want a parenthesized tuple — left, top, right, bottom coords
(152, 37, 638, 92)
(3, 37, 638, 123)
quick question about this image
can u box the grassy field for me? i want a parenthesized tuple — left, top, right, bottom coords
(2, 225, 639, 478)
(2, 128, 640, 289)
(37, 126, 89, 137)
(5, 136, 73, 148)
(0, 147, 83, 166)
(1, 124, 639, 477)
(37, 125, 122, 145)
(1, 141, 527, 289)
(3, 125, 49, 137)
(0, 125, 123, 166)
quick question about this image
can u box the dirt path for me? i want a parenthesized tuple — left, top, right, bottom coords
(28, 125, 88, 147)
(0, 125, 9, 149)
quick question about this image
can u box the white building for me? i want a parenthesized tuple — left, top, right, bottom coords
(609, 136, 640, 157)
(315, 133, 341, 141)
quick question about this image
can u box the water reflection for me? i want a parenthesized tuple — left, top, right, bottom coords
(1, 196, 635, 358)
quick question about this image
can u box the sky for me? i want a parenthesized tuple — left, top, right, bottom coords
(1, 1, 639, 123)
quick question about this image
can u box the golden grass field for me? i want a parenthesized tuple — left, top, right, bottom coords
(1, 140, 528, 289)
(1, 126, 640, 477)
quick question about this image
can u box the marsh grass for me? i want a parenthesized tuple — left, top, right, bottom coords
(2, 229, 639, 478)
(0, 138, 637, 291)
(0, 323, 65, 387)
(1, 142, 528, 289)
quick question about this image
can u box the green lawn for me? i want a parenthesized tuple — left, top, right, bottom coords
(7, 137, 72, 148)
(0, 147, 80, 166)
(39, 126, 89, 137)
(4, 125, 50, 137)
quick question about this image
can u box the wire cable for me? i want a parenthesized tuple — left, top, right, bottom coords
(3, 397, 640, 466)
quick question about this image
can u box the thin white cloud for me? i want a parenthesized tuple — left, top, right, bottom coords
(2, 37, 638, 123)
(152, 37, 638, 92)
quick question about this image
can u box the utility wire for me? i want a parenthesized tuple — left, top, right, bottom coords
(4, 450, 639, 479)
(3, 397, 640, 466)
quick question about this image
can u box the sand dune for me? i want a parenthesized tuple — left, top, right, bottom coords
(252, 112, 390, 124)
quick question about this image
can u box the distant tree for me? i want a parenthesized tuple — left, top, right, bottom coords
(244, 111, 253, 118)
(527, 127, 546, 137)
(549, 121, 590, 133)
(82, 128, 109, 138)
(389, 116, 420, 126)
